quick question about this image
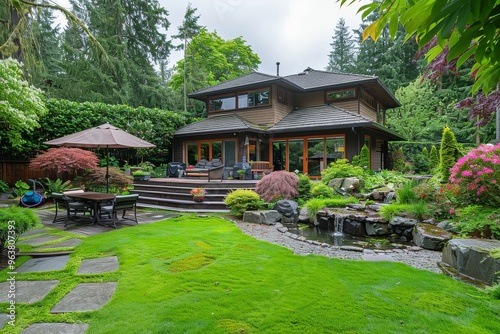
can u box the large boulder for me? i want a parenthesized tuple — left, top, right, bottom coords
(412, 223, 452, 251)
(441, 239, 500, 286)
(272, 200, 299, 224)
(243, 210, 281, 225)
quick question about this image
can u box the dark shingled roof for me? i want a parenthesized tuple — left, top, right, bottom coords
(189, 68, 399, 108)
(283, 67, 375, 90)
(267, 105, 403, 140)
(268, 105, 371, 132)
(174, 114, 265, 136)
(188, 72, 280, 99)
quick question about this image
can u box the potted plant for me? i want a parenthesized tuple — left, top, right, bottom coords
(132, 170, 150, 181)
(237, 169, 246, 180)
(190, 187, 207, 202)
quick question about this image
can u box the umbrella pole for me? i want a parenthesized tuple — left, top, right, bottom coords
(106, 146, 110, 193)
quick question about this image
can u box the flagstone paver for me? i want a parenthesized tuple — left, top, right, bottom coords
(20, 228, 49, 238)
(78, 256, 118, 274)
(361, 253, 396, 262)
(16, 255, 70, 273)
(21, 323, 89, 334)
(0, 313, 10, 330)
(36, 238, 82, 250)
(0, 280, 59, 304)
(17, 235, 61, 246)
(51, 282, 117, 313)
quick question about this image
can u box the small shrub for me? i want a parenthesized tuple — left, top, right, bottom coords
(0, 206, 39, 252)
(81, 167, 132, 190)
(412, 147, 430, 174)
(429, 145, 439, 174)
(311, 183, 335, 198)
(297, 174, 312, 201)
(453, 205, 500, 239)
(352, 144, 370, 171)
(321, 159, 364, 185)
(255, 171, 299, 202)
(412, 179, 440, 202)
(224, 189, 263, 217)
(392, 148, 406, 172)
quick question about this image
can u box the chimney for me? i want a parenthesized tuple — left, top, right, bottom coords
(276, 62, 280, 76)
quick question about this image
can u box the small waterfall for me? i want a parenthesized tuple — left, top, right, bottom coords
(333, 214, 346, 236)
(384, 191, 396, 204)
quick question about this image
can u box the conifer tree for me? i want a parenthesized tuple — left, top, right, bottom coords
(326, 18, 355, 73)
(429, 145, 439, 174)
(439, 126, 460, 181)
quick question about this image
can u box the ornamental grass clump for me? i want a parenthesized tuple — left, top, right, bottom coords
(255, 171, 299, 202)
(449, 143, 500, 207)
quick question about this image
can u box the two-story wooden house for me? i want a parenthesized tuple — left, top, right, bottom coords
(173, 67, 403, 177)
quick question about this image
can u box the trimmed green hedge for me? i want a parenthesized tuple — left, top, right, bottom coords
(2, 99, 191, 165)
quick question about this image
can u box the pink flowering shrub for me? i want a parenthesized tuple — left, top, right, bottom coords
(449, 143, 500, 207)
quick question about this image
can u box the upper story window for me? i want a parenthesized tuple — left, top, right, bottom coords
(209, 88, 270, 112)
(326, 88, 356, 102)
(210, 95, 236, 111)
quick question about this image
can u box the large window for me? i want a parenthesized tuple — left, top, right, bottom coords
(210, 96, 236, 111)
(209, 88, 270, 112)
(272, 136, 344, 177)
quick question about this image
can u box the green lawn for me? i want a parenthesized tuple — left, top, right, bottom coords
(3, 215, 500, 333)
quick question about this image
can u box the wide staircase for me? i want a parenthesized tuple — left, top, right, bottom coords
(131, 178, 257, 212)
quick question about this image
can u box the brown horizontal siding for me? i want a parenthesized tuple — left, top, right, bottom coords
(359, 103, 377, 122)
(295, 91, 324, 107)
(332, 100, 359, 115)
(273, 85, 293, 124)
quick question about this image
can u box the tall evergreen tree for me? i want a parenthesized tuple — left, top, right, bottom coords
(326, 18, 355, 73)
(353, 12, 422, 92)
(173, 3, 203, 112)
(48, 0, 173, 108)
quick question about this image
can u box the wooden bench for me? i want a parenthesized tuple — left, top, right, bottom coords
(250, 161, 274, 178)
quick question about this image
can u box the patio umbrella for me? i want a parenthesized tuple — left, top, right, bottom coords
(44, 123, 156, 192)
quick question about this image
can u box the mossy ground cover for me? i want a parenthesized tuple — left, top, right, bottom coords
(2, 215, 500, 333)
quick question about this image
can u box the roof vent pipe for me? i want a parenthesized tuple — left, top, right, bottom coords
(276, 62, 280, 76)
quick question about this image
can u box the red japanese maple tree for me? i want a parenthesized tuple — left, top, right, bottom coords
(29, 147, 99, 175)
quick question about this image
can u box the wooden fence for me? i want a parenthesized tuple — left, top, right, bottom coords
(0, 160, 81, 186)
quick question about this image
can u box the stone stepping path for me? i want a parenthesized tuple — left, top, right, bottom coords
(78, 256, 118, 274)
(21, 323, 89, 334)
(9, 208, 174, 331)
(16, 255, 70, 273)
(51, 282, 117, 313)
(0, 280, 59, 304)
(17, 235, 62, 246)
(36, 238, 82, 250)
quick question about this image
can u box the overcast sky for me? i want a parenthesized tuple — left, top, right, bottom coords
(55, 0, 366, 76)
